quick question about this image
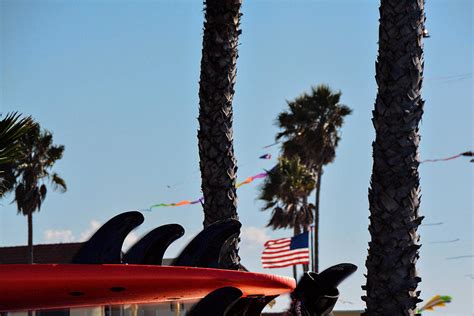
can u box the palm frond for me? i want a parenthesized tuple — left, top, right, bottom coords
(50, 173, 67, 192)
(275, 85, 352, 169)
(259, 156, 315, 231)
(7, 121, 67, 216)
(0, 113, 34, 165)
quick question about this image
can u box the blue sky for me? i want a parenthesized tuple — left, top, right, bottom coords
(0, 0, 472, 314)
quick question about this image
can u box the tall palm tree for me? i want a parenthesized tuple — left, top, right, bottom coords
(363, 0, 425, 314)
(259, 156, 315, 278)
(0, 113, 34, 197)
(276, 85, 352, 272)
(197, 0, 242, 269)
(7, 123, 67, 263)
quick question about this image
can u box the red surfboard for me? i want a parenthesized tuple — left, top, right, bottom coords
(0, 264, 295, 312)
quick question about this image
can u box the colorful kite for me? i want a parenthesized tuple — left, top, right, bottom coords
(421, 151, 473, 163)
(259, 154, 272, 159)
(147, 172, 268, 210)
(148, 197, 204, 209)
(417, 295, 452, 313)
(236, 172, 268, 188)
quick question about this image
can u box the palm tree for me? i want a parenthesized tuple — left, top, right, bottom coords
(363, 0, 425, 314)
(276, 85, 352, 272)
(0, 113, 34, 197)
(6, 123, 67, 263)
(197, 0, 242, 269)
(259, 156, 315, 278)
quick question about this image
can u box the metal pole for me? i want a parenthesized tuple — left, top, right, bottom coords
(310, 225, 314, 272)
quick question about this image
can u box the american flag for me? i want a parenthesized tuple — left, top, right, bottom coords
(261, 232, 310, 269)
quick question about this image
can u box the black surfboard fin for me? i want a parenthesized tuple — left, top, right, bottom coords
(226, 295, 278, 316)
(172, 219, 241, 268)
(187, 287, 242, 316)
(123, 224, 185, 265)
(291, 263, 357, 316)
(72, 211, 144, 264)
(317, 263, 358, 289)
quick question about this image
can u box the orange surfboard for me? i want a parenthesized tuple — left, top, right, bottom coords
(0, 264, 295, 312)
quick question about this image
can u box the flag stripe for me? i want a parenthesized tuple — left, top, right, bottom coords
(265, 239, 291, 247)
(262, 248, 308, 259)
(262, 248, 291, 254)
(263, 258, 310, 269)
(262, 253, 309, 263)
(266, 237, 290, 243)
(261, 232, 309, 269)
(261, 249, 309, 259)
(265, 240, 291, 246)
(263, 243, 291, 251)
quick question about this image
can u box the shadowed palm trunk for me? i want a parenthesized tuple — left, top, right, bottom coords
(27, 212, 33, 264)
(363, 0, 425, 314)
(313, 168, 322, 273)
(302, 196, 309, 273)
(197, 0, 242, 269)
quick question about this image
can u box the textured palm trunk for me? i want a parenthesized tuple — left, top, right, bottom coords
(302, 196, 309, 273)
(363, 1, 425, 314)
(27, 212, 33, 264)
(197, 0, 242, 269)
(313, 168, 322, 273)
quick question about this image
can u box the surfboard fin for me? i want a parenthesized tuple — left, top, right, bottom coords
(187, 287, 243, 316)
(226, 295, 278, 316)
(172, 219, 241, 269)
(72, 211, 144, 264)
(123, 224, 185, 265)
(290, 263, 357, 316)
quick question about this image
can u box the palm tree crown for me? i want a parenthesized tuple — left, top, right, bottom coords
(259, 157, 315, 232)
(276, 85, 352, 169)
(0, 113, 34, 197)
(12, 123, 66, 216)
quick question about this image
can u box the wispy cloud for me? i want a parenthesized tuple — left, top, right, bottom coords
(43, 229, 75, 243)
(241, 226, 270, 249)
(42, 219, 101, 244)
(42, 219, 140, 252)
(123, 231, 139, 251)
(79, 220, 102, 241)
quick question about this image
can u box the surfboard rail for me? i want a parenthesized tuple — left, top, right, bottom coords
(0, 264, 296, 312)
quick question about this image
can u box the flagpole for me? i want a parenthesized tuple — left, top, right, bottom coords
(310, 225, 314, 271)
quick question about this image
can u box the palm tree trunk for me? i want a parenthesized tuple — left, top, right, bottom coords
(292, 225, 301, 280)
(27, 211, 33, 264)
(301, 196, 309, 273)
(363, 0, 425, 314)
(197, 0, 242, 270)
(313, 168, 322, 273)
